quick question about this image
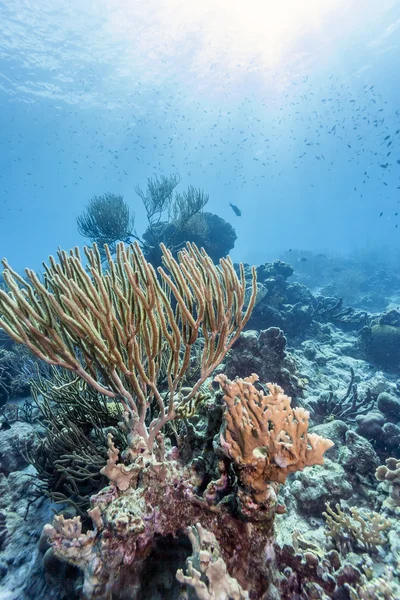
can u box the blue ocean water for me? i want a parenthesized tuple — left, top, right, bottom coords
(0, 0, 399, 270)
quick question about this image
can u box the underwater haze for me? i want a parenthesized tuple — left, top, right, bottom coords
(2, 2, 400, 600)
(0, 0, 400, 270)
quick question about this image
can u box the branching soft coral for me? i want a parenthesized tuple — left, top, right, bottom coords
(0, 242, 256, 452)
(323, 502, 391, 553)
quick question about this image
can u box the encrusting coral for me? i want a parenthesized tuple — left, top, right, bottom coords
(0, 242, 335, 599)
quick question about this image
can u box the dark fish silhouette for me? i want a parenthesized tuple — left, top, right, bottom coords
(229, 203, 242, 216)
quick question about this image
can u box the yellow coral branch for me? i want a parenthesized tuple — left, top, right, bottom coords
(0, 242, 256, 451)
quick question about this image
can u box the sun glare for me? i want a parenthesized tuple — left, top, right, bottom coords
(106, 0, 349, 73)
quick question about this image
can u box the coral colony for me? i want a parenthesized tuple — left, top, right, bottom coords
(0, 241, 336, 599)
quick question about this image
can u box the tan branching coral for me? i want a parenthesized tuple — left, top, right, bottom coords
(100, 433, 139, 492)
(347, 571, 397, 600)
(323, 502, 392, 553)
(43, 514, 103, 598)
(0, 242, 256, 451)
(176, 523, 250, 600)
(215, 374, 334, 500)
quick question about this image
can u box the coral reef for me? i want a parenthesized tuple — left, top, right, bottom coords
(291, 459, 352, 516)
(41, 374, 333, 599)
(238, 260, 370, 343)
(176, 523, 249, 599)
(0, 511, 6, 551)
(1, 243, 400, 599)
(355, 409, 400, 457)
(223, 327, 303, 400)
(274, 538, 398, 600)
(142, 211, 237, 267)
(0, 341, 41, 405)
(280, 247, 400, 313)
(307, 367, 375, 423)
(360, 310, 400, 371)
(28, 368, 125, 514)
(323, 502, 392, 553)
(376, 457, 400, 510)
(0, 420, 36, 475)
(77, 193, 135, 252)
(77, 176, 237, 267)
(217, 374, 333, 489)
(0, 241, 256, 452)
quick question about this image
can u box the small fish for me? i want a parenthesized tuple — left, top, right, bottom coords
(379, 212, 383, 217)
(229, 203, 242, 216)
(299, 257, 307, 263)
